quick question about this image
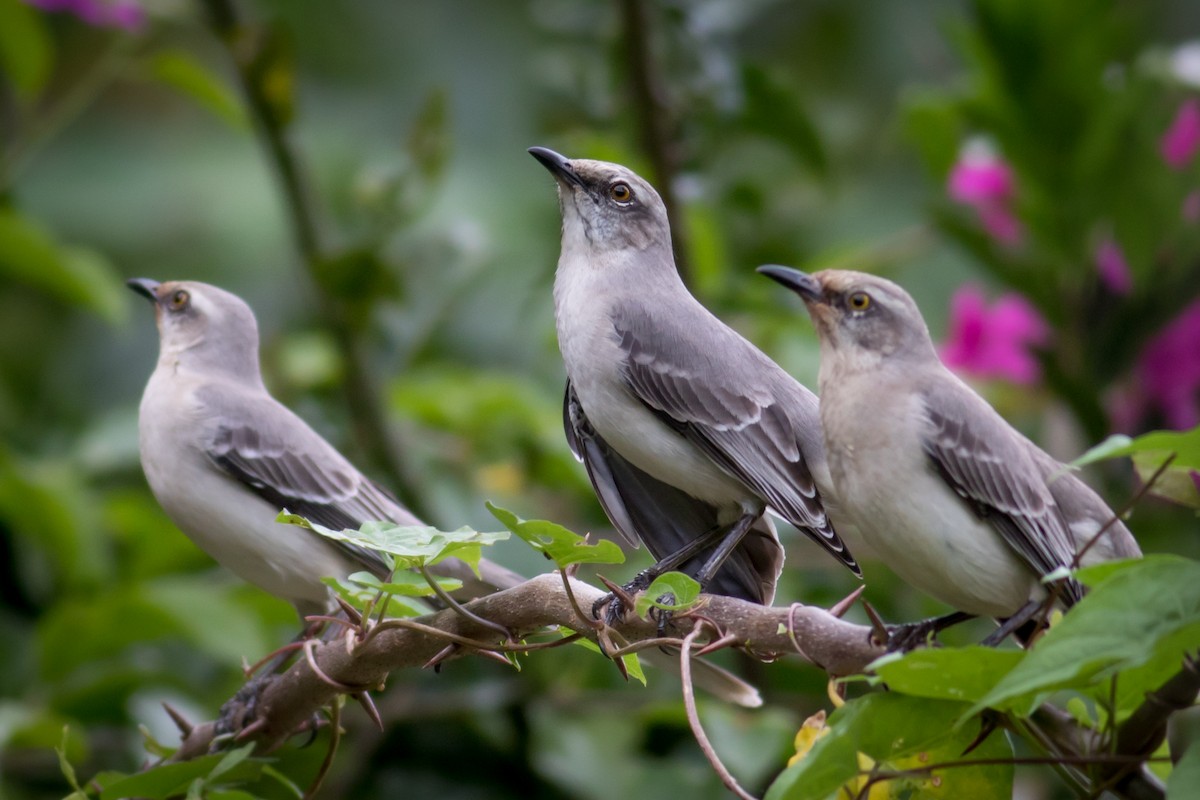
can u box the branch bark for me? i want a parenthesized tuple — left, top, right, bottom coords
(617, 0, 691, 286)
(170, 573, 883, 759)
(198, 0, 430, 520)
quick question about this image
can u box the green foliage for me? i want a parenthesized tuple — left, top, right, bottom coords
(487, 502, 625, 569)
(0, 0, 52, 99)
(633, 572, 702, 617)
(1075, 425, 1200, 507)
(767, 693, 1014, 800)
(276, 511, 508, 574)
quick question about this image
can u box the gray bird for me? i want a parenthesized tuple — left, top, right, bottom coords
(529, 147, 860, 613)
(129, 278, 520, 619)
(758, 266, 1141, 644)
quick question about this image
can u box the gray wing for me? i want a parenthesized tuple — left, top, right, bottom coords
(610, 304, 860, 578)
(921, 388, 1085, 605)
(565, 381, 783, 604)
(199, 384, 407, 580)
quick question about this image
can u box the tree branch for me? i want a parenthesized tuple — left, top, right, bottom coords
(169, 573, 883, 759)
(197, 0, 430, 519)
(617, 0, 691, 285)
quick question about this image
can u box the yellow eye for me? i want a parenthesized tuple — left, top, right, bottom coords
(848, 292, 871, 311)
(609, 183, 633, 203)
(170, 290, 190, 310)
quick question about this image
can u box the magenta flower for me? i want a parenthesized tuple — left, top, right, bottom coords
(1094, 235, 1133, 296)
(1134, 299, 1200, 429)
(947, 147, 1024, 246)
(940, 285, 1050, 385)
(1161, 98, 1200, 170)
(1184, 190, 1200, 223)
(23, 0, 144, 31)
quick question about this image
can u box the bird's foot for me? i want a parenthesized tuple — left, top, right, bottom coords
(214, 674, 271, 743)
(592, 569, 658, 626)
(884, 621, 942, 653)
(883, 611, 975, 653)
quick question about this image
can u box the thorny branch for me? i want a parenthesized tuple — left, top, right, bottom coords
(167, 573, 883, 760)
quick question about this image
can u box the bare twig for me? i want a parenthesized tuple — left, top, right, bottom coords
(303, 700, 339, 800)
(420, 565, 513, 641)
(680, 620, 758, 800)
(197, 0, 428, 518)
(616, 0, 690, 284)
(1073, 453, 1175, 568)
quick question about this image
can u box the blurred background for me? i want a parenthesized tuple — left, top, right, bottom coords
(1, 0, 1198, 797)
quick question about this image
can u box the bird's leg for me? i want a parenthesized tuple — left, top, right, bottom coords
(982, 599, 1045, 647)
(885, 611, 977, 653)
(593, 521, 736, 625)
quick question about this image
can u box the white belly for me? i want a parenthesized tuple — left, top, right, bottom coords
(139, 375, 348, 616)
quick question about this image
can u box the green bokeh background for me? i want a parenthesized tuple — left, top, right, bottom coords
(2, 1, 1197, 797)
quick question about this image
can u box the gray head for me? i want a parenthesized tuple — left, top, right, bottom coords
(528, 147, 673, 263)
(757, 267, 938, 367)
(127, 278, 264, 386)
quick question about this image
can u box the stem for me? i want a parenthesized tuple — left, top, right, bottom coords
(680, 620, 758, 800)
(617, 0, 691, 286)
(197, 0, 430, 519)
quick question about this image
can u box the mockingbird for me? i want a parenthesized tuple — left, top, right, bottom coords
(529, 147, 860, 616)
(758, 266, 1140, 646)
(128, 278, 520, 619)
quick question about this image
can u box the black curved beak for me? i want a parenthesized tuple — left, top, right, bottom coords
(528, 146, 585, 188)
(126, 278, 161, 302)
(757, 265, 823, 302)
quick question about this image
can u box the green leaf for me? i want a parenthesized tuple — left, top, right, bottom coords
(1072, 427, 1200, 507)
(319, 575, 429, 618)
(0, 209, 125, 323)
(96, 749, 263, 800)
(969, 556, 1200, 717)
(559, 627, 645, 686)
(766, 694, 1013, 800)
(0, 0, 53, 98)
(56, 726, 85, 797)
(873, 646, 1025, 704)
(349, 569, 461, 598)
(148, 50, 247, 128)
(633, 572, 702, 617)
(277, 511, 507, 573)
(486, 503, 625, 568)
(1169, 741, 1200, 799)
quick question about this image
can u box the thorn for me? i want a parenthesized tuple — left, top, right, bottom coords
(475, 647, 517, 668)
(423, 643, 458, 670)
(962, 712, 999, 755)
(611, 649, 630, 682)
(596, 574, 637, 614)
(356, 692, 384, 731)
(861, 600, 889, 646)
(828, 585, 867, 619)
(234, 716, 267, 742)
(162, 702, 193, 737)
(335, 596, 363, 626)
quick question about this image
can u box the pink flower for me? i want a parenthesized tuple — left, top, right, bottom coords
(947, 147, 1024, 246)
(1184, 190, 1200, 223)
(1161, 99, 1200, 170)
(1134, 299, 1200, 429)
(940, 285, 1050, 385)
(23, 0, 144, 31)
(1094, 235, 1133, 296)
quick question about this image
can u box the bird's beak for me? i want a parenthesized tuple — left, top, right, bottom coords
(126, 278, 161, 302)
(757, 265, 824, 303)
(528, 146, 586, 188)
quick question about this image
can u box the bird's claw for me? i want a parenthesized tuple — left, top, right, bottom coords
(592, 570, 658, 626)
(884, 620, 945, 653)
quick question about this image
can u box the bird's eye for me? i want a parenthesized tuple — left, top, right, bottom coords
(609, 183, 633, 204)
(169, 290, 190, 310)
(848, 292, 871, 312)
